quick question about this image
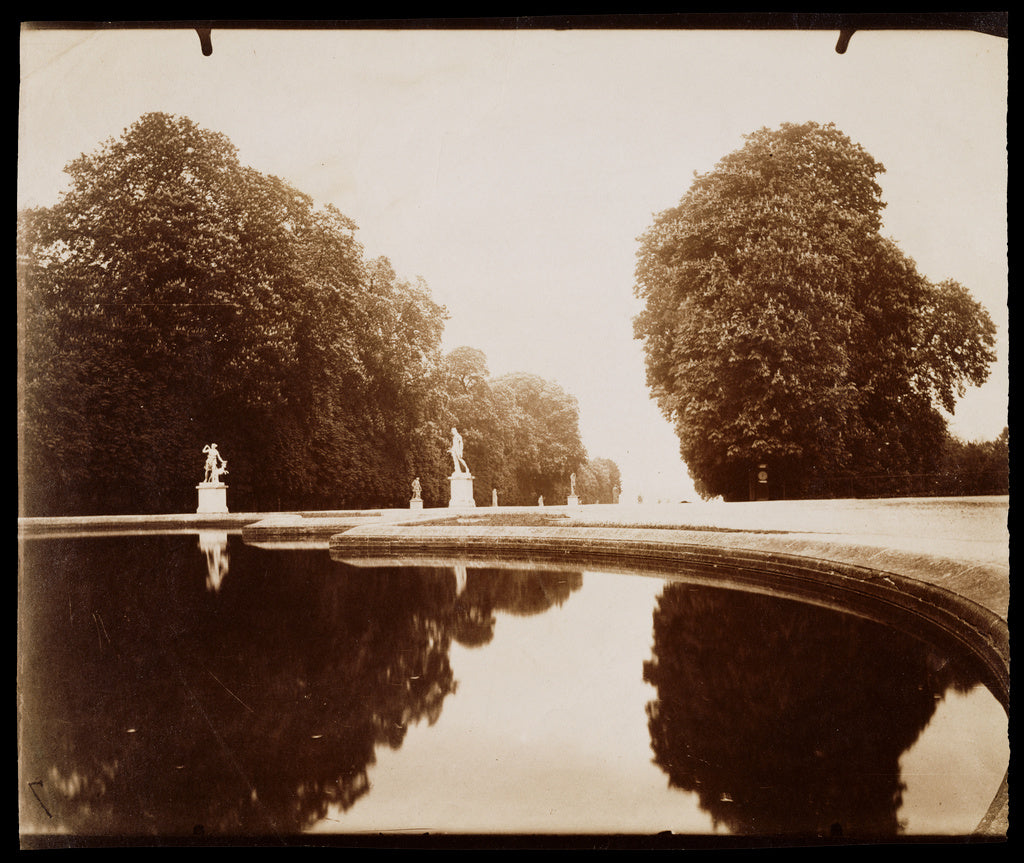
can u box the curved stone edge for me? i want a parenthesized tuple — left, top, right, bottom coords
(330, 524, 1010, 837)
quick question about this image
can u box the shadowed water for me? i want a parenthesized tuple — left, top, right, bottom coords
(18, 533, 1007, 842)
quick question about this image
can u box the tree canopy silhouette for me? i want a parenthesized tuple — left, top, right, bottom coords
(633, 121, 997, 500)
(18, 113, 616, 515)
(18, 113, 450, 514)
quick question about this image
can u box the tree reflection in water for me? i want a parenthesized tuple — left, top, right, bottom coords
(18, 536, 582, 838)
(642, 582, 985, 838)
(453, 564, 584, 647)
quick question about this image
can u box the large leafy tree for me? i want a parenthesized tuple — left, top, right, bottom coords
(634, 121, 997, 500)
(574, 456, 622, 505)
(490, 372, 587, 505)
(412, 349, 607, 508)
(436, 347, 514, 506)
(18, 112, 447, 514)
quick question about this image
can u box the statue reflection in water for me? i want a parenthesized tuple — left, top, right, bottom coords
(453, 563, 468, 596)
(642, 581, 984, 838)
(198, 531, 230, 592)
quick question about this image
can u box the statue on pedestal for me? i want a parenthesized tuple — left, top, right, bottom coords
(409, 475, 424, 510)
(446, 427, 475, 508)
(197, 443, 229, 513)
(568, 471, 580, 506)
(202, 443, 228, 484)
(449, 427, 470, 475)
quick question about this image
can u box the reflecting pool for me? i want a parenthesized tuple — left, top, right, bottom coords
(18, 533, 1008, 843)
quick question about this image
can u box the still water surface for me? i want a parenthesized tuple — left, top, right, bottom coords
(18, 533, 1007, 840)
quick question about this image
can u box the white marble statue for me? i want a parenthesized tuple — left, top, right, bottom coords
(449, 427, 470, 475)
(570, 472, 577, 495)
(202, 443, 228, 484)
(411, 477, 422, 500)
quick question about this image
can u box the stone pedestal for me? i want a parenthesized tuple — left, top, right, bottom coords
(410, 498, 423, 510)
(567, 495, 580, 507)
(448, 473, 476, 508)
(196, 482, 229, 514)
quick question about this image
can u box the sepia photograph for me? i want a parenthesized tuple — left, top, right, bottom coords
(18, 16, 1008, 849)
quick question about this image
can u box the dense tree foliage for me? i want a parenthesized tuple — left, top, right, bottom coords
(634, 122, 997, 501)
(437, 346, 514, 506)
(801, 426, 1009, 499)
(412, 349, 599, 508)
(490, 372, 588, 506)
(19, 113, 450, 513)
(574, 456, 622, 504)
(935, 427, 1009, 496)
(18, 113, 612, 515)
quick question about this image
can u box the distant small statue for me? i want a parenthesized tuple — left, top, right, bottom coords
(538, 495, 544, 507)
(492, 488, 498, 507)
(411, 477, 422, 500)
(449, 427, 470, 475)
(202, 443, 228, 484)
(570, 472, 577, 495)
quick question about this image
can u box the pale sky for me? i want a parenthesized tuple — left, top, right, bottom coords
(18, 23, 1008, 501)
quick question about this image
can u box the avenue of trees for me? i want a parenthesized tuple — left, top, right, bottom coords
(18, 113, 612, 516)
(634, 121, 1001, 501)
